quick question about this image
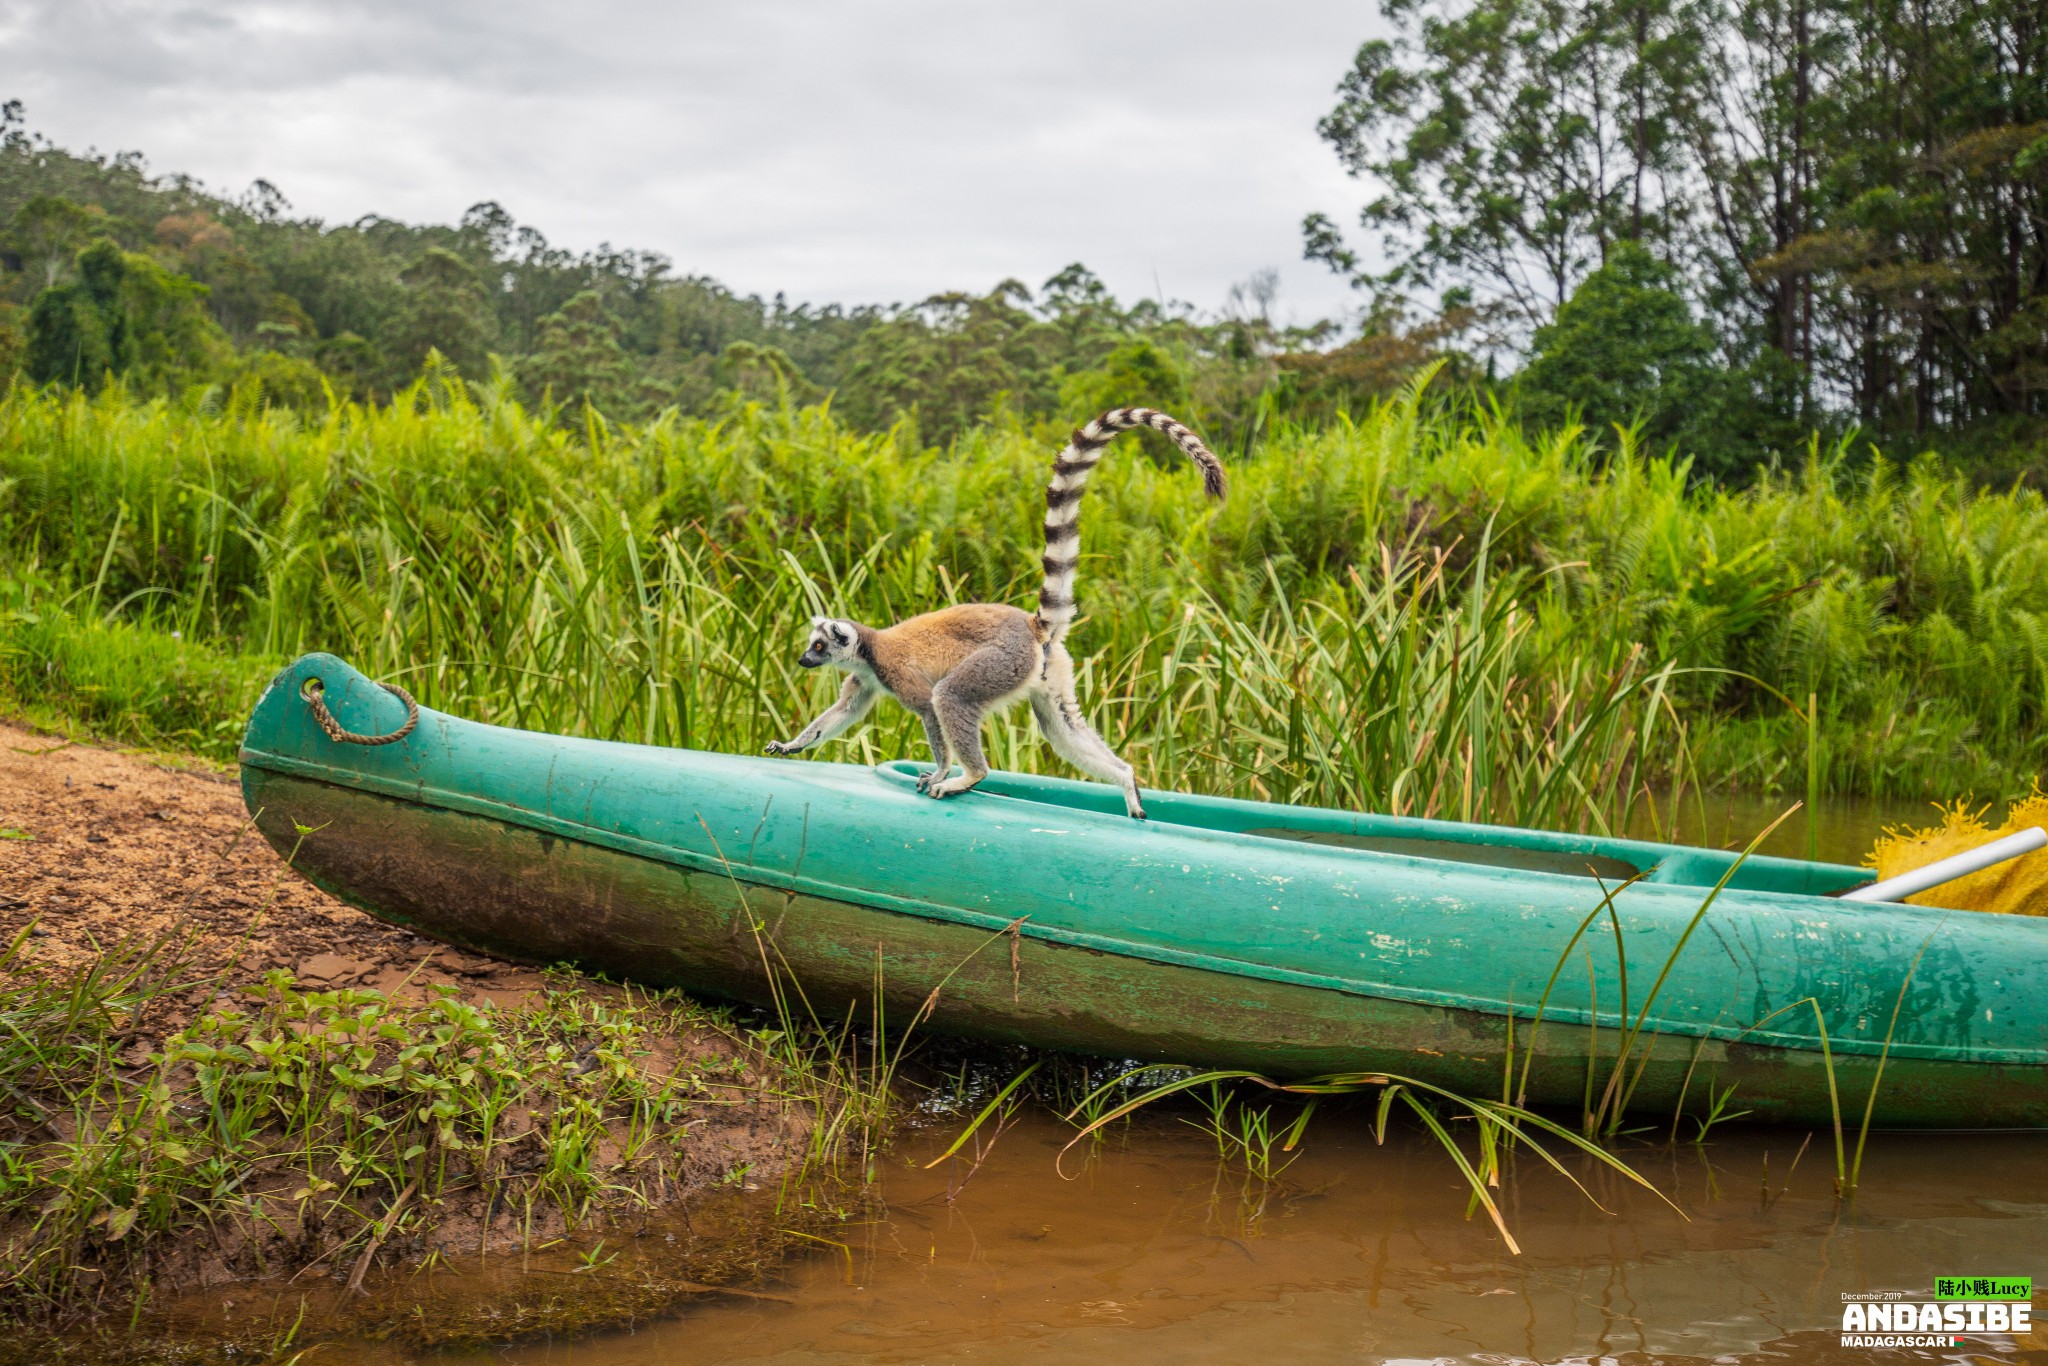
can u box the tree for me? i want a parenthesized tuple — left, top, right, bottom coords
(225, 348, 329, 409)
(1515, 241, 1744, 471)
(313, 332, 383, 402)
(1308, 0, 1696, 329)
(519, 290, 633, 414)
(384, 247, 498, 383)
(1669, 0, 1842, 416)
(10, 195, 99, 288)
(24, 238, 229, 391)
(1058, 337, 1191, 425)
(835, 283, 1067, 444)
(152, 209, 311, 344)
(1799, 0, 2048, 441)
(1312, 0, 2048, 461)
(0, 301, 24, 386)
(713, 341, 822, 408)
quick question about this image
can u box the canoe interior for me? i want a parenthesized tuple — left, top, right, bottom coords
(1245, 829, 1644, 881)
(873, 761, 1871, 897)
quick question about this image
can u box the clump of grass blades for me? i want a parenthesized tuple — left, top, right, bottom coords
(696, 822, 1050, 1192)
(1187, 1082, 1316, 1184)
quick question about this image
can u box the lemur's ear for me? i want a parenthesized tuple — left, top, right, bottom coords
(810, 615, 829, 629)
(827, 621, 854, 647)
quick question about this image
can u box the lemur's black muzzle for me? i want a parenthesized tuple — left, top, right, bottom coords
(798, 647, 826, 668)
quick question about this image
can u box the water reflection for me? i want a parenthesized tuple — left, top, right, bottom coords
(465, 1111, 2043, 1365)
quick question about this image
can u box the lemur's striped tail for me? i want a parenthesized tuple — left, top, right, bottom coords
(1036, 407, 1227, 647)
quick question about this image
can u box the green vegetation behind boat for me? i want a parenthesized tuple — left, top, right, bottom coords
(240, 654, 2048, 1128)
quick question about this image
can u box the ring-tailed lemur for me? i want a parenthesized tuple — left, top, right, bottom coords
(763, 407, 1226, 818)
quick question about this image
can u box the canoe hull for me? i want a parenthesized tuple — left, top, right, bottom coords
(242, 768, 2048, 1128)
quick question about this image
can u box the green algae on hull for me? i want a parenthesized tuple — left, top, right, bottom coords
(241, 653, 2048, 1129)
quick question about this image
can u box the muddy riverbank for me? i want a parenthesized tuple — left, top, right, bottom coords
(0, 720, 864, 1358)
(2, 716, 561, 1000)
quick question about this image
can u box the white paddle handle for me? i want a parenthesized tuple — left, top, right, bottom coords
(1841, 826, 2048, 903)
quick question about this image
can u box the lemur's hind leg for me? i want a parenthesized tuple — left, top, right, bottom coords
(1028, 652, 1145, 818)
(925, 694, 991, 800)
(914, 706, 951, 794)
(925, 645, 1034, 800)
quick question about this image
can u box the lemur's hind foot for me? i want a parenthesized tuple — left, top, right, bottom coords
(1028, 682, 1147, 819)
(926, 767, 990, 800)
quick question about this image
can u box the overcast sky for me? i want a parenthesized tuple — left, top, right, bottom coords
(2, 1, 1382, 324)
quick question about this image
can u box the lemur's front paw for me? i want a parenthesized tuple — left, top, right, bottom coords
(915, 769, 939, 794)
(763, 740, 798, 756)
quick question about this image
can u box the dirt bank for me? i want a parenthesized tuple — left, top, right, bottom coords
(0, 719, 856, 1352)
(0, 718, 545, 1007)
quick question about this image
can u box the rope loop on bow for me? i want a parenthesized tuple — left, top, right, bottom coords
(301, 676, 419, 746)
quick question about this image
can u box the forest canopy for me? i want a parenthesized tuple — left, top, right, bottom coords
(0, 102, 1366, 455)
(5, 0, 2046, 491)
(1305, 0, 2047, 477)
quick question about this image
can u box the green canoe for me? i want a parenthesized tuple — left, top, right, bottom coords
(239, 653, 2048, 1128)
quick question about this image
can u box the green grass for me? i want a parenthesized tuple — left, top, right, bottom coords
(3, 373, 2045, 820)
(0, 603, 275, 756)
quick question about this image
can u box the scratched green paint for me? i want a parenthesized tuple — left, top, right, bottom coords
(239, 654, 2048, 1128)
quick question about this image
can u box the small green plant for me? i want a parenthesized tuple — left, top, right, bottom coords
(1035, 1054, 1141, 1145)
(1686, 1078, 1752, 1143)
(1187, 1083, 1314, 1183)
(0, 926, 850, 1325)
(696, 818, 1047, 1194)
(573, 1238, 619, 1273)
(922, 1058, 1041, 1202)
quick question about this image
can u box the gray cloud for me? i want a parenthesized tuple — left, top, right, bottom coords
(3, 0, 1381, 323)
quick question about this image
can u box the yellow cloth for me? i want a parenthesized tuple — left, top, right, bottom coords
(1865, 792, 2048, 915)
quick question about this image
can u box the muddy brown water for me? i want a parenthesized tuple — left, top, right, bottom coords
(362, 1112, 2041, 1365)
(286, 794, 2040, 1366)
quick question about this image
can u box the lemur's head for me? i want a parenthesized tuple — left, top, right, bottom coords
(799, 617, 861, 669)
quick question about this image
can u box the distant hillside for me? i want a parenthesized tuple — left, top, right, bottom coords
(0, 105, 1423, 450)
